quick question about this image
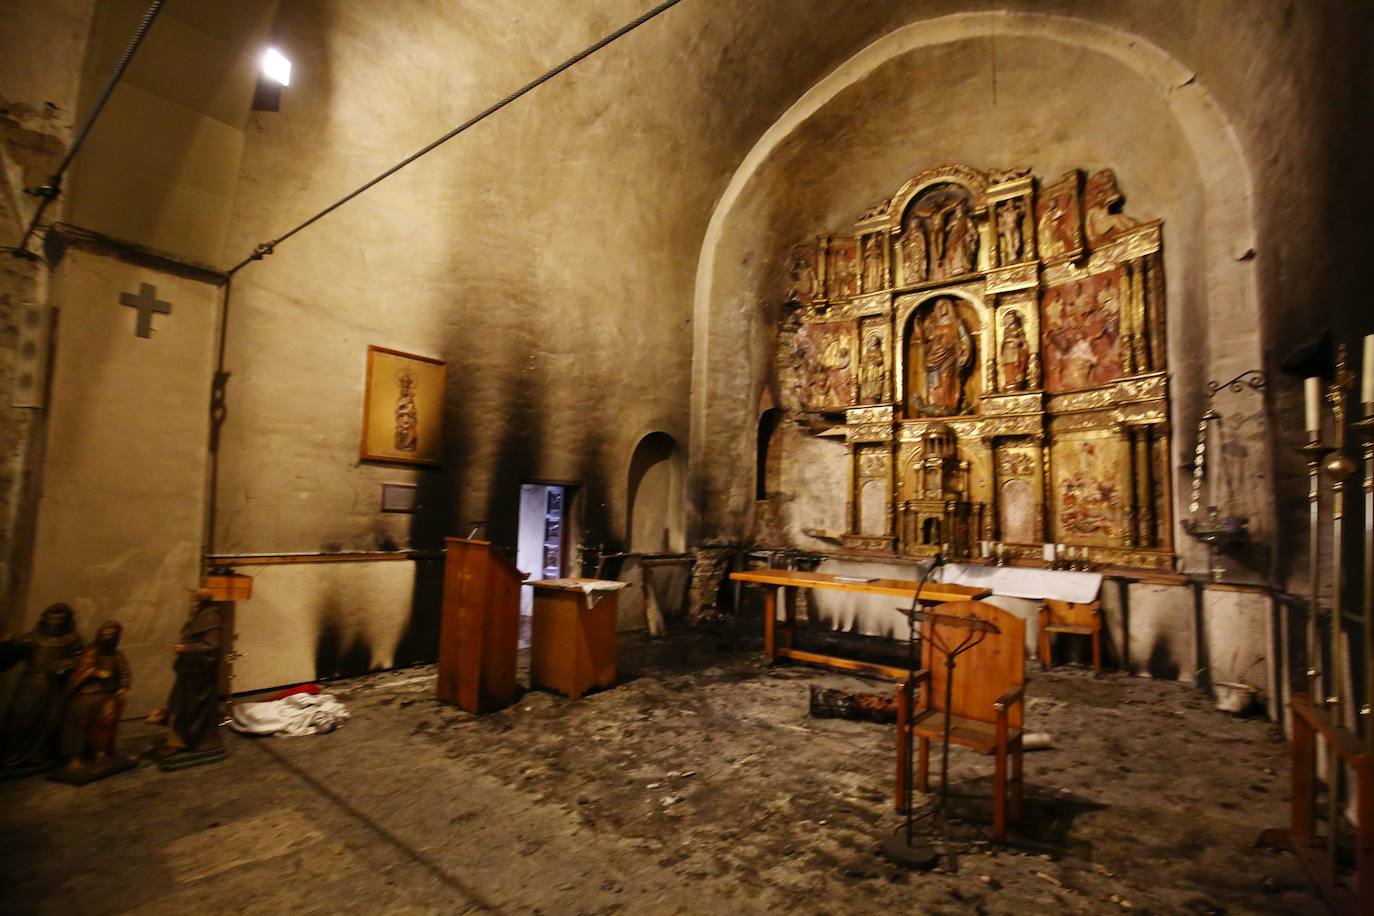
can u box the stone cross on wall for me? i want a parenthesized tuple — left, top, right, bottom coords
(118, 282, 172, 339)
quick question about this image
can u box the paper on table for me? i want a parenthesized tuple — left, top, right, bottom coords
(531, 578, 629, 609)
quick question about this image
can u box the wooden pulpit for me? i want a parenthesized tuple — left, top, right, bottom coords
(436, 537, 522, 713)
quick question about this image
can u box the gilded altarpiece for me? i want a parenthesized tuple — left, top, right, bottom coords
(778, 164, 1173, 570)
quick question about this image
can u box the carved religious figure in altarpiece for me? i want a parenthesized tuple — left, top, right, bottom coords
(914, 299, 973, 417)
(776, 163, 1173, 569)
(1000, 311, 1030, 392)
(860, 331, 888, 404)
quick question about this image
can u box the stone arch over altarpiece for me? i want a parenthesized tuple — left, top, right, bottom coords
(689, 10, 1265, 562)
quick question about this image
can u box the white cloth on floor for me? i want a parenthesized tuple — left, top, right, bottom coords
(230, 693, 350, 737)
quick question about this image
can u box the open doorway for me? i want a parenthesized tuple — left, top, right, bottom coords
(517, 482, 572, 646)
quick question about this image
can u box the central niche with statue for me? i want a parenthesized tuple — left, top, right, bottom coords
(778, 164, 1173, 570)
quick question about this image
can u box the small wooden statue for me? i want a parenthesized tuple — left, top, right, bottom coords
(1000, 311, 1031, 391)
(153, 589, 226, 769)
(53, 620, 135, 784)
(0, 603, 82, 773)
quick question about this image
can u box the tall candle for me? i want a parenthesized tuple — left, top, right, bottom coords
(980, 540, 990, 558)
(1042, 543, 1055, 563)
(1363, 334, 1374, 405)
(1304, 376, 1321, 434)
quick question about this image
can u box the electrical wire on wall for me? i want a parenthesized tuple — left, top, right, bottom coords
(9, 0, 166, 259)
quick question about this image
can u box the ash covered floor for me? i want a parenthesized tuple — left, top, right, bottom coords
(0, 630, 1323, 915)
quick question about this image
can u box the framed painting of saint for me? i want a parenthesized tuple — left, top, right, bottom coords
(361, 345, 445, 466)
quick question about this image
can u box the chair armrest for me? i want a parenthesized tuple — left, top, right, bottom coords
(896, 669, 930, 688)
(993, 683, 1025, 712)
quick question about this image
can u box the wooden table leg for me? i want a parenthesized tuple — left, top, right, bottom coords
(994, 714, 1009, 843)
(1011, 739, 1024, 823)
(763, 588, 777, 661)
(895, 680, 910, 813)
(783, 586, 798, 650)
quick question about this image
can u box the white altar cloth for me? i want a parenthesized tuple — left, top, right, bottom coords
(933, 562, 1102, 605)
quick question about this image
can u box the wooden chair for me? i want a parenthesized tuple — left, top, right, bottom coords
(894, 600, 1026, 843)
(1037, 599, 1102, 675)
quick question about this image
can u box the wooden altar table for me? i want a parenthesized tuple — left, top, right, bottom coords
(727, 569, 990, 679)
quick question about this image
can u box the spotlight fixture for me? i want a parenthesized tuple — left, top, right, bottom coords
(252, 48, 292, 112)
(261, 48, 291, 86)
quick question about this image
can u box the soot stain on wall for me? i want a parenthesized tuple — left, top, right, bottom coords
(313, 580, 376, 681)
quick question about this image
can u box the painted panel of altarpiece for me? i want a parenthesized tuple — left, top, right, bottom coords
(793, 322, 855, 410)
(1051, 434, 1126, 547)
(1041, 268, 1124, 392)
(996, 442, 1041, 544)
(827, 238, 861, 301)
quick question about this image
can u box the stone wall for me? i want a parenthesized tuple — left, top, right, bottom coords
(1, 1, 1368, 707)
(0, 0, 92, 683)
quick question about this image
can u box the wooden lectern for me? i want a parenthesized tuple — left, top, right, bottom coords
(529, 578, 621, 700)
(436, 537, 522, 713)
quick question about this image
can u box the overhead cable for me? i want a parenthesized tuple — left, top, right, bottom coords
(227, 0, 686, 276)
(13, 0, 166, 258)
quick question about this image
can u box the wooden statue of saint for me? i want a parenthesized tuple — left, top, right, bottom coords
(52, 620, 135, 784)
(1000, 311, 1030, 391)
(862, 235, 884, 291)
(901, 210, 929, 283)
(860, 333, 888, 404)
(942, 201, 977, 277)
(0, 603, 81, 773)
(916, 299, 973, 416)
(997, 199, 1025, 264)
(153, 589, 226, 768)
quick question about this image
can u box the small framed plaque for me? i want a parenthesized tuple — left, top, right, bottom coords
(380, 483, 418, 514)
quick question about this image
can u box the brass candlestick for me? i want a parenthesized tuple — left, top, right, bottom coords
(1319, 345, 1358, 882)
(1326, 349, 1359, 728)
(1299, 432, 1327, 851)
(1355, 405, 1374, 751)
(1302, 437, 1327, 704)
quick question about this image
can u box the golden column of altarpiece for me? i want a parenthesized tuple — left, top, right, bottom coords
(781, 164, 1173, 570)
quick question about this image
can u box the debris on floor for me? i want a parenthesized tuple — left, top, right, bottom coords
(809, 685, 897, 722)
(0, 631, 1325, 915)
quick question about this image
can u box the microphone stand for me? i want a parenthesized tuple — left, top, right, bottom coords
(884, 553, 945, 869)
(883, 555, 999, 871)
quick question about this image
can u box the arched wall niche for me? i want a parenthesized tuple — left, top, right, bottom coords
(895, 287, 993, 418)
(755, 406, 784, 500)
(689, 12, 1268, 579)
(627, 431, 686, 554)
